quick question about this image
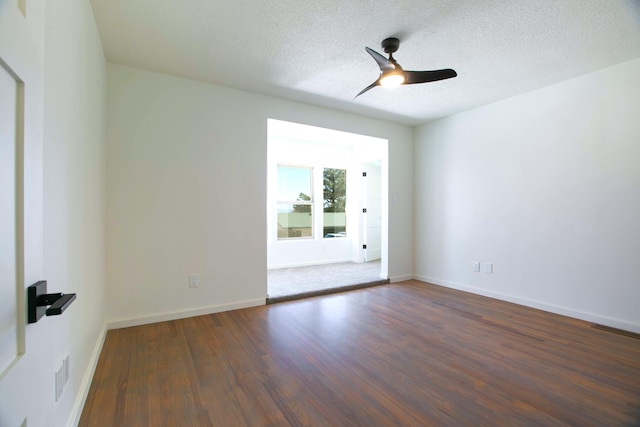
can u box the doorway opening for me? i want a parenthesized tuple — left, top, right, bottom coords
(267, 119, 389, 302)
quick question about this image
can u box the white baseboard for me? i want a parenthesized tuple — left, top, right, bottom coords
(67, 323, 107, 427)
(107, 298, 266, 330)
(389, 274, 414, 283)
(414, 275, 640, 334)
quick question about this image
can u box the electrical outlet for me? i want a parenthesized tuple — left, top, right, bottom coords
(473, 261, 480, 272)
(482, 263, 493, 274)
(189, 274, 199, 288)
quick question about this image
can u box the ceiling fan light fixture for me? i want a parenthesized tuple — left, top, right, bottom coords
(380, 71, 405, 87)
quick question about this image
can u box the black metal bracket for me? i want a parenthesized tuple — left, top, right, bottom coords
(27, 281, 77, 324)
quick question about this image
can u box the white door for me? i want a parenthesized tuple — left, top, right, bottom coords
(0, 3, 45, 426)
(362, 161, 382, 262)
(0, 58, 19, 377)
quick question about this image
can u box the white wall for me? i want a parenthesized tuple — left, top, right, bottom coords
(0, 0, 107, 426)
(414, 58, 640, 332)
(106, 63, 414, 327)
(43, 1, 107, 424)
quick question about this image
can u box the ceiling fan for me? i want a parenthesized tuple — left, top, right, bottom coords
(355, 37, 457, 98)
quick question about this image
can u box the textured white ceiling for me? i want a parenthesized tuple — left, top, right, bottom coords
(91, 0, 640, 125)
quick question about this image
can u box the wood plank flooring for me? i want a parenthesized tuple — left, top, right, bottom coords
(79, 281, 640, 426)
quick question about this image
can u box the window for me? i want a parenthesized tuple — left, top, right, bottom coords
(323, 168, 346, 238)
(277, 166, 313, 239)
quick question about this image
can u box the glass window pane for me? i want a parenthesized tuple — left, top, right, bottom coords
(277, 204, 312, 238)
(323, 168, 346, 238)
(277, 166, 312, 202)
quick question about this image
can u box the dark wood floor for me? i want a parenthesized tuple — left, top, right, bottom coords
(79, 281, 640, 426)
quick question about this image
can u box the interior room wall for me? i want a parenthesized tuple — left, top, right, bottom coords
(0, 0, 107, 426)
(414, 58, 640, 332)
(106, 63, 414, 328)
(43, 0, 108, 424)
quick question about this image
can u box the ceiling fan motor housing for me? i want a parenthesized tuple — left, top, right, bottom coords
(381, 37, 400, 54)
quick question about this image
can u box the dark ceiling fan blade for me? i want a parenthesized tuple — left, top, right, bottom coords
(354, 79, 380, 99)
(403, 69, 457, 85)
(365, 47, 395, 72)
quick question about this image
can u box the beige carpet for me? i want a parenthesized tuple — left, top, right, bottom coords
(267, 260, 385, 303)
